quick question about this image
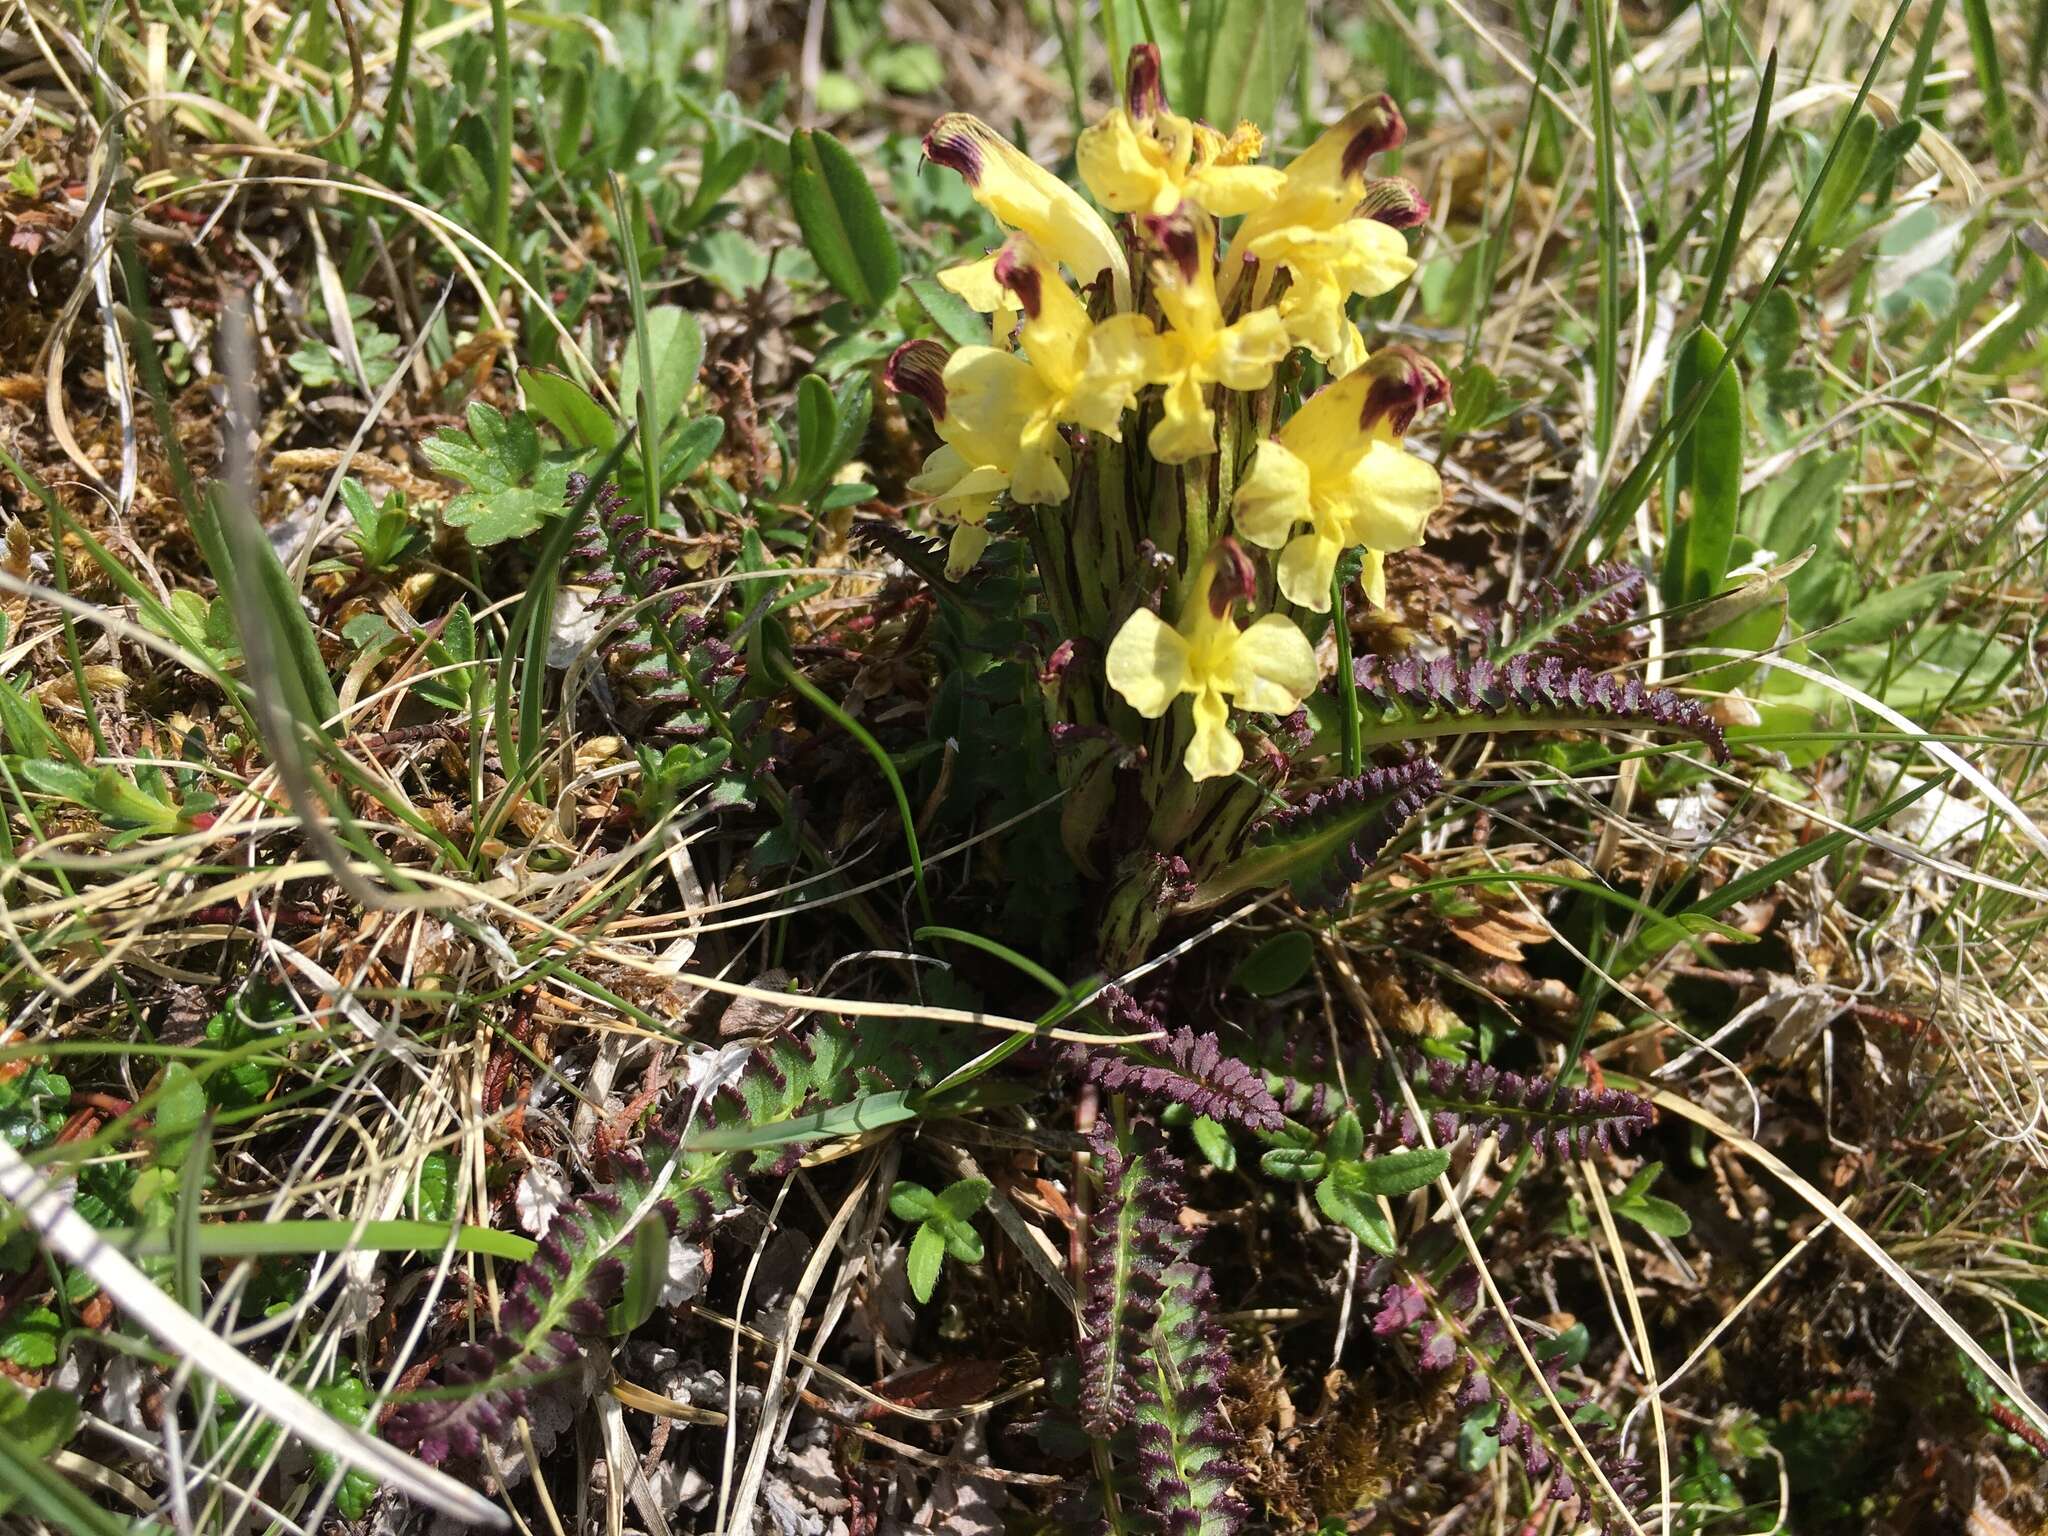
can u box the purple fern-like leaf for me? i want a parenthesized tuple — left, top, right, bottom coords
(1486, 561, 1645, 662)
(1352, 651, 1727, 762)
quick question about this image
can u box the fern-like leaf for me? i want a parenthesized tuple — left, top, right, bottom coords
(1487, 561, 1645, 661)
(1256, 1047, 1652, 1161)
(386, 1018, 960, 1473)
(1368, 1263, 1647, 1533)
(1078, 1123, 1187, 1435)
(1195, 756, 1442, 908)
(1351, 652, 1727, 762)
(563, 473, 742, 738)
(384, 1142, 680, 1469)
(1065, 999, 1285, 1134)
(1131, 1262, 1251, 1536)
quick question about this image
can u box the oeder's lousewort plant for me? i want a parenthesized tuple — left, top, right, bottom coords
(393, 53, 1714, 1534)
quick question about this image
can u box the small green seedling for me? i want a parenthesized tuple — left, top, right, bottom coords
(888, 1177, 991, 1303)
(1260, 1110, 1450, 1255)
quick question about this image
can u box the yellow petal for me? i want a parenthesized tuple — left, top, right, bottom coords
(1276, 529, 1342, 611)
(1204, 307, 1290, 391)
(1226, 613, 1321, 711)
(906, 443, 972, 500)
(1275, 97, 1405, 216)
(943, 345, 1045, 464)
(1009, 418, 1072, 505)
(1148, 373, 1216, 463)
(1106, 607, 1194, 718)
(1340, 437, 1441, 551)
(1076, 110, 1178, 215)
(1359, 548, 1389, 609)
(944, 520, 992, 579)
(1185, 162, 1287, 217)
(1275, 366, 1379, 480)
(1001, 239, 1103, 392)
(938, 254, 1005, 312)
(931, 462, 1012, 524)
(1067, 312, 1160, 436)
(926, 114, 1130, 304)
(1232, 440, 1313, 549)
(1183, 687, 1243, 781)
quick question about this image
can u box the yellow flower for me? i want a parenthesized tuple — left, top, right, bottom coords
(1105, 214, 1290, 463)
(1232, 348, 1448, 611)
(886, 339, 1026, 577)
(972, 239, 1154, 504)
(1106, 541, 1322, 782)
(1255, 210, 1421, 372)
(925, 114, 1131, 312)
(1077, 44, 1286, 219)
(1218, 98, 1428, 369)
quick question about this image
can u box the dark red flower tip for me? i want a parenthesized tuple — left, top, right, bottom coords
(993, 243, 1043, 318)
(884, 338, 949, 418)
(1126, 43, 1165, 118)
(1207, 538, 1258, 617)
(922, 120, 983, 184)
(1341, 95, 1408, 182)
(1358, 345, 1450, 436)
(1141, 210, 1203, 283)
(1360, 176, 1430, 229)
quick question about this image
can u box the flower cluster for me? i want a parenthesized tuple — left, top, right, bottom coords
(890, 47, 1450, 782)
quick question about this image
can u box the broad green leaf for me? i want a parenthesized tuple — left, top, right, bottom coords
(1325, 1109, 1365, 1164)
(0, 1305, 60, 1367)
(150, 1063, 207, 1166)
(1349, 1146, 1452, 1197)
(790, 128, 901, 313)
(685, 1088, 918, 1151)
(519, 368, 616, 451)
(618, 307, 704, 448)
(907, 276, 987, 348)
(18, 759, 98, 807)
(414, 1152, 455, 1222)
(791, 374, 840, 501)
(1809, 110, 1878, 248)
(888, 1181, 937, 1223)
(1663, 325, 1744, 606)
(1807, 571, 1966, 654)
(1230, 931, 1314, 996)
(1190, 1115, 1236, 1172)
(663, 416, 725, 484)
(0, 1381, 79, 1463)
(608, 1218, 669, 1334)
(1188, 0, 1306, 135)
(422, 402, 570, 546)
(339, 476, 381, 538)
(940, 1221, 984, 1264)
(1259, 1145, 1326, 1184)
(0, 1417, 129, 1534)
(935, 1178, 992, 1223)
(1314, 1174, 1396, 1254)
(1615, 1194, 1692, 1237)
(907, 1220, 946, 1303)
